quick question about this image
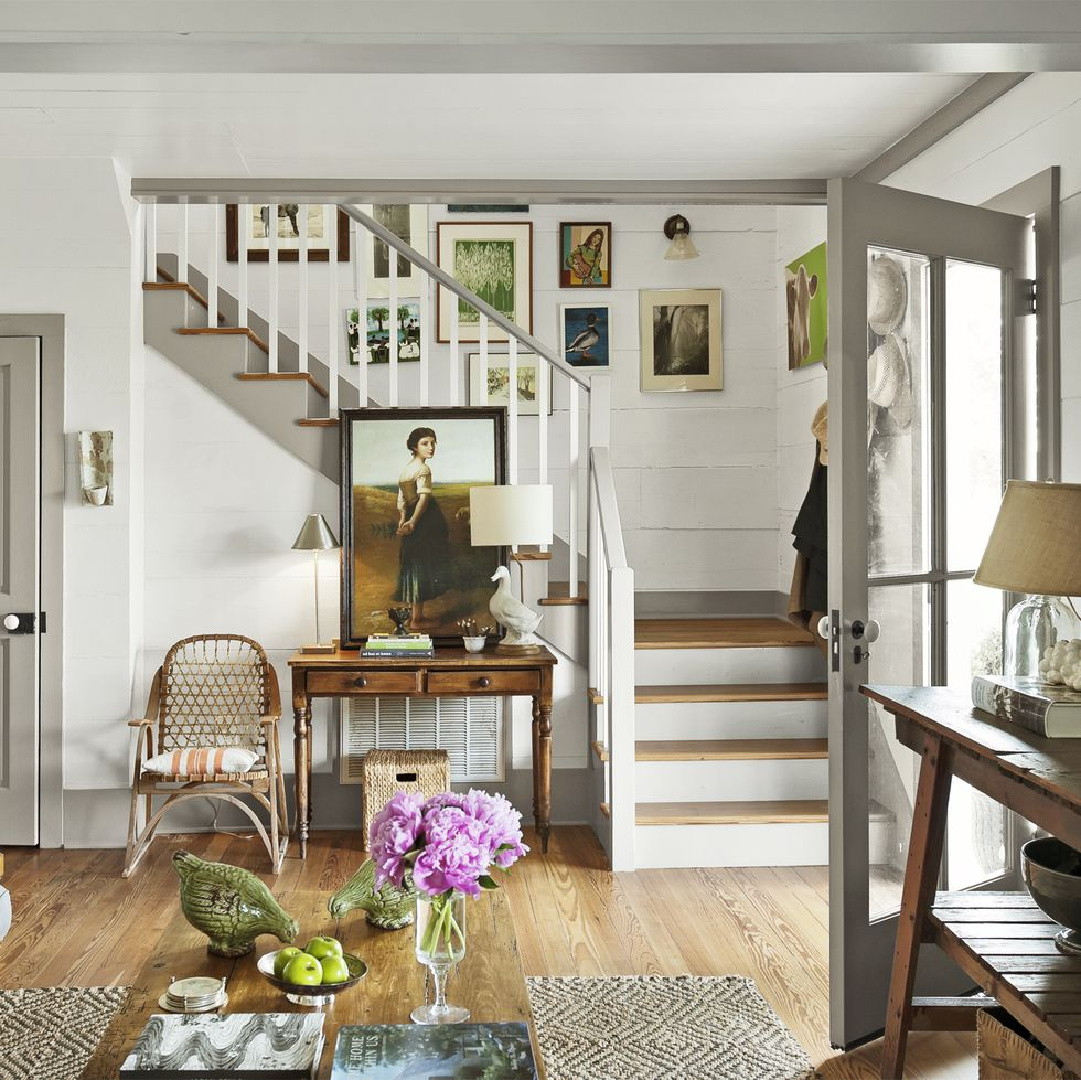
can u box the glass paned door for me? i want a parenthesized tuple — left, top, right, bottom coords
(827, 179, 1029, 1049)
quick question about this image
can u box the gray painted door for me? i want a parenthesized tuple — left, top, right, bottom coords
(0, 336, 41, 844)
(826, 179, 1029, 1048)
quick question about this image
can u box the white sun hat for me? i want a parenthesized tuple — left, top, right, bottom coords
(867, 332, 913, 429)
(867, 256, 908, 335)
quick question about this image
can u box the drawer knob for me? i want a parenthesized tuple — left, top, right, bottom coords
(478, 676, 491, 688)
(354, 676, 368, 687)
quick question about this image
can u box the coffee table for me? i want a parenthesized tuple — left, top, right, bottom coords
(82, 888, 544, 1078)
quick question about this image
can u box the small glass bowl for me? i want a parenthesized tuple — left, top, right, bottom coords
(462, 636, 486, 653)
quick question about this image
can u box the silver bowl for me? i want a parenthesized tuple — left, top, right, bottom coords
(257, 948, 367, 1007)
(1021, 836, 1081, 954)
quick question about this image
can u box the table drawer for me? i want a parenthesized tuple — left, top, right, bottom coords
(428, 670, 540, 695)
(308, 670, 422, 695)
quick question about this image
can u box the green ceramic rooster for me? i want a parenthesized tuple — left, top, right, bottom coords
(328, 858, 416, 930)
(172, 851, 299, 957)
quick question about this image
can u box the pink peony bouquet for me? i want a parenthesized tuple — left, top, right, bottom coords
(370, 789, 529, 899)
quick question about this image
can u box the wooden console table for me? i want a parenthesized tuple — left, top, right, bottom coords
(288, 646, 557, 858)
(865, 684, 1081, 1080)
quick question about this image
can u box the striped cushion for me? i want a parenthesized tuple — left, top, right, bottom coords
(142, 746, 258, 775)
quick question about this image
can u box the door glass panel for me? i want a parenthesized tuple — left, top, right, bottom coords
(945, 260, 1005, 570)
(868, 583, 930, 921)
(868, 248, 931, 579)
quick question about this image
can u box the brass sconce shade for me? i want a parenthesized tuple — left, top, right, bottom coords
(663, 214, 700, 261)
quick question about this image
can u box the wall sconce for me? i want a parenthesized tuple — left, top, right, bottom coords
(663, 214, 700, 261)
(77, 430, 113, 505)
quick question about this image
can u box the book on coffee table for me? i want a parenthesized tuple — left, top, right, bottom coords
(972, 673, 1081, 737)
(119, 1013, 325, 1079)
(330, 1023, 537, 1079)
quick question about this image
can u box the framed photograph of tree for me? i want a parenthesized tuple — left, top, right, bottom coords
(357, 203, 428, 297)
(436, 222, 533, 343)
(639, 288, 723, 392)
(339, 408, 507, 647)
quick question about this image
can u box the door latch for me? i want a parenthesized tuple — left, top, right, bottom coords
(2, 612, 35, 634)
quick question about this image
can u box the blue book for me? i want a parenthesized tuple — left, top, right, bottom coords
(330, 1023, 538, 1080)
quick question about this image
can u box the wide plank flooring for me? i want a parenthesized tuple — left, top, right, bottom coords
(0, 828, 975, 1078)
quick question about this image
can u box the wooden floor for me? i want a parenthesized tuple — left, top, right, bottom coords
(0, 828, 976, 1079)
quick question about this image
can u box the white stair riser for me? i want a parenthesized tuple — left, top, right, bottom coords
(635, 758, 827, 802)
(634, 699, 826, 741)
(632, 816, 892, 869)
(634, 646, 824, 685)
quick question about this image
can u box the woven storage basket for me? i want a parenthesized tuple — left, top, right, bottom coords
(977, 1008, 1068, 1080)
(361, 749, 450, 848)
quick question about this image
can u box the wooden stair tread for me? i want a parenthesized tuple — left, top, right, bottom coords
(591, 739, 609, 763)
(587, 686, 604, 705)
(635, 738, 828, 761)
(634, 616, 816, 650)
(599, 802, 611, 819)
(635, 682, 827, 704)
(540, 581, 588, 606)
(512, 546, 552, 562)
(237, 371, 329, 399)
(298, 418, 338, 427)
(176, 325, 271, 355)
(636, 800, 829, 825)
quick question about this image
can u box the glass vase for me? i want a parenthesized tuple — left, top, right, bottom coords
(1005, 595, 1081, 678)
(411, 891, 469, 1025)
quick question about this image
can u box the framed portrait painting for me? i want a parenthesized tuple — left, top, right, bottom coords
(357, 203, 428, 297)
(467, 352, 553, 416)
(559, 303, 610, 368)
(346, 302, 422, 365)
(225, 204, 350, 262)
(340, 408, 507, 647)
(436, 222, 533, 343)
(639, 289, 723, 392)
(559, 222, 611, 288)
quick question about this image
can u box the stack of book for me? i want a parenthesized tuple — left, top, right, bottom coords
(972, 673, 1081, 737)
(362, 633, 434, 659)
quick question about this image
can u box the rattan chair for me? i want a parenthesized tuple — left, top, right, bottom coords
(124, 634, 289, 877)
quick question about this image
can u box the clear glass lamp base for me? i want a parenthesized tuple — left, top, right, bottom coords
(1005, 595, 1081, 678)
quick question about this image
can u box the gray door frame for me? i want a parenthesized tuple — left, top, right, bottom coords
(0, 314, 64, 847)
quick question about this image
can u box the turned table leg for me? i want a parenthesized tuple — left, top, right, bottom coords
(293, 698, 311, 859)
(532, 683, 553, 854)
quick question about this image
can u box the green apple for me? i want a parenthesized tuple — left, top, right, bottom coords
(320, 954, 350, 984)
(304, 936, 343, 962)
(283, 953, 323, 987)
(273, 947, 303, 979)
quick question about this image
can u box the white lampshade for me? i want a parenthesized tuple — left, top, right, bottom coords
(469, 485, 554, 547)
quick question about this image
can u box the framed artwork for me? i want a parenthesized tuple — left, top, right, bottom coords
(639, 289, 723, 393)
(785, 241, 827, 369)
(339, 408, 506, 647)
(559, 222, 611, 288)
(357, 204, 428, 297)
(436, 222, 533, 343)
(225, 204, 349, 262)
(346, 302, 422, 365)
(467, 352, 553, 416)
(559, 303, 611, 368)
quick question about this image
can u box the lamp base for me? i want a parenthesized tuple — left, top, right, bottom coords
(495, 642, 542, 655)
(1005, 595, 1081, 678)
(300, 642, 336, 655)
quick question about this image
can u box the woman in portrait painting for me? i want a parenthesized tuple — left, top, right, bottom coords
(565, 228, 605, 285)
(394, 426, 450, 630)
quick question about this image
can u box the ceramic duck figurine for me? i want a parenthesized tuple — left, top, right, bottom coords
(327, 858, 416, 930)
(489, 565, 542, 650)
(173, 851, 299, 957)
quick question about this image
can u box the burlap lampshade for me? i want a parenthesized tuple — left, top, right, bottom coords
(974, 480, 1081, 597)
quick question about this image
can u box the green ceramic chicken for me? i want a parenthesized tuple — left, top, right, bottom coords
(328, 858, 416, 930)
(173, 851, 299, 957)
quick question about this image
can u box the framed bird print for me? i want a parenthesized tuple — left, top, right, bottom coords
(339, 408, 507, 647)
(559, 303, 610, 369)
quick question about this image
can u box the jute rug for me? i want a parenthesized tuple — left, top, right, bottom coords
(0, 986, 129, 1080)
(527, 975, 816, 1080)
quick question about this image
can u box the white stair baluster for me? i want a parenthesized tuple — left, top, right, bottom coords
(355, 218, 368, 408)
(177, 203, 189, 283)
(449, 296, 459, 406)
(298, 204, 309, 373)
(479, 314, 489, 420)
(537, 356, 548, 551)
(328, 224, 339, 415)
(508, 336, 518, 484)
(145, 203, 157, 283)
(237, 204, 248, 329)
(268, 202, 278, 373)
(568, 384, 579, 598)
(419, 263, 430, 406)
(206, 204, 219, 328)
(389, 239, 399, 407)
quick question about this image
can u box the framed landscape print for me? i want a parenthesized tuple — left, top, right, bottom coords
(639, 289, 723, 392)
(785, 241, 827, 369)
(225, 204, 350, 262)
(339, 408, 506, 646)
(346, 302, 422, 365)
(559, 303, 610, 368)
(357, 203, 428, 297)
(559, 222, 612, 288)
(467, 352, 553, 416)
(436, 222, 533, 343)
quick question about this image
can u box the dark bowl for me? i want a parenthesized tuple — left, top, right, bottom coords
(1021, 836, 1081, 931)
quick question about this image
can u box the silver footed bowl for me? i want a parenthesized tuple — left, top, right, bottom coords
(257, 948, 367, 1007)
(1022, 836, 1081, 954)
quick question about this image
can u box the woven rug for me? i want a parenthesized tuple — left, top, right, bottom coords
(527, 975, 815, 1080)
(0, 986, 129, 1080)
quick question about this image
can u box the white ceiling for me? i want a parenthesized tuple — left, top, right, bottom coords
(0, 72, 976, 180)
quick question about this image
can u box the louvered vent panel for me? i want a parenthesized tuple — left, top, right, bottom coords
(340, 696, 503, 784)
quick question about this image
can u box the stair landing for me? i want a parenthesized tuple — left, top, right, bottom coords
(634, 616, 816, 650)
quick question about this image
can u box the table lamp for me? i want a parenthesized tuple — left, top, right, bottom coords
(469, 485, 554, 653)
(974, 480, 1081, 678)
(292, 513, 340, 654)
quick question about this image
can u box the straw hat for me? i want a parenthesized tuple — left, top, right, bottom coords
(867, 333, 912, 428)
(867, 256, 907, 335)
(811, 401, 828, 465)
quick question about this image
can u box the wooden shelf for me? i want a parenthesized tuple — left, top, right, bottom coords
(635, 738, 827, 761)
(635, 800, 829, 826)
(634, 617, 816, 650)
(237, 371, 329, 399)
(540, 581, 588, 607)
(635, 682, 827, 704)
